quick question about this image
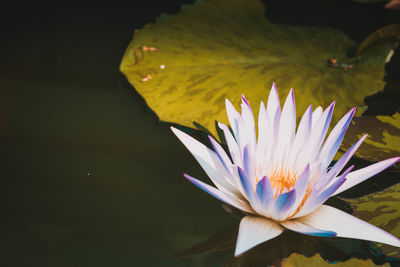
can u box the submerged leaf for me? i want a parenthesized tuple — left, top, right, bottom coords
(344, 183, 400, 258)
(120, 0, 395, 138)
(282, 253, 389, 267)
(356, 24, 400, 56)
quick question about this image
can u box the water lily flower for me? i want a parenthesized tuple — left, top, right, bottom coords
(171, 83, 400, 256)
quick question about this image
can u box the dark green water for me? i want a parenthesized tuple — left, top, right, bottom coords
(1, 0, 400, 266)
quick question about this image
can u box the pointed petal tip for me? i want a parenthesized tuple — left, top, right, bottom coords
(241, 95, 250, 106)
(271, 83, 278, 94)
(183, 173, 192, 180)
(328, 101, 336, 110)
(288, 88, 295, 102)
(235, 216, 284, 257)
(304, 163, 310, 172)
(225, 98, 236, 110)
(345, 165, 355, 174)
(299, 205, 400, 248)
(170, 126, 182, 137)
(384, 156, 400, 167)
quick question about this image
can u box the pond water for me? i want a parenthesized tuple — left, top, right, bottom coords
(1, 0, 400, 266)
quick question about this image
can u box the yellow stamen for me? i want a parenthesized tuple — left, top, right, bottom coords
(269, 167, 298, 195)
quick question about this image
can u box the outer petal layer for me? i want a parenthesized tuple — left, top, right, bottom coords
(235, 216, 284, 256)
(333, 157, 400, 196)
(280, 220, 336, 237)
(183, 174, 254, 213)
(296, 205, 400, 247)
(171, 127, 238, 195)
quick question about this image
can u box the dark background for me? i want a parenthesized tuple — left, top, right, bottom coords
(1, 0, 399, 266)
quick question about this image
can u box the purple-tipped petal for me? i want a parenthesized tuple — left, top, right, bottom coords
(297, 205, 400, 247)
(326, 134, 367, 182)
(273, 189, 297, 220)
(280, 220, 336, 237)
(295, 166, 353, 218)
(241, 94, 250, 106)
(184, 174, 254, 213)
(171, 127, 238, 195)
(321, 127, 347, 168)
(301, 103, 335, 165)
(208, 135, 233, 176)
(319, 107, 356, 165)
(238, 166, 255, 203)
(243, 146, 251, 175)
(288, 165, 310, 216)
(333, 157, 400, 196)
(235, 216, 284, 256)
(312, 102, 335, 154)
(256, 176, 274, 210)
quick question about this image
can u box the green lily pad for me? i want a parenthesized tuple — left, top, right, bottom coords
(344, 183, 400, 258)
(282, 253, 389, 267)
(120, 0, 395, 155)
(356, 24, 400, 56)
(341, 113, 400, 162)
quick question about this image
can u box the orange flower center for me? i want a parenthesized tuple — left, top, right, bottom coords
(268, 167, 298, 195)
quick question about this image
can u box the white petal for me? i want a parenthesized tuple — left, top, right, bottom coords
(266, 82, 281, 122)
(294, 165, 352, 218)
(311, 106, 323, 128)
(306, 102, 335, 162)
(208, 136, 234, 177)
(333, 157, 400, 196)
(319, 107, 356, 167)
(225, 99, 240, 140)
(235, 216, 284, 256)
(241, 95, 256, 152)
(280, 220, 336, 237)
(256, 101, 271, 173)
(290, 105, 312, 169)
(171, 127, 238, 195)
(288, 165, 310, 216)
(218, 122, 242, 167)
(297, 205, 400, 247)
(271, 189, 297, 221)
(184, 174, 254, 213)
(256, 176, 274, 214)
(269, 107, 281, 164)
(276, 89, 296, 165)
(325, 134, 367, 184)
